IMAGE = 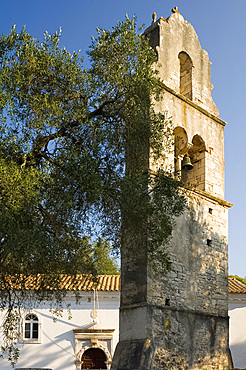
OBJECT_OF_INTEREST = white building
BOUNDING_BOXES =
[0,275,245,370]
[0,275,120,370]
[228,277,246,369]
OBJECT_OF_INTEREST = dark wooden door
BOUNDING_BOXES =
[81,348,107,369]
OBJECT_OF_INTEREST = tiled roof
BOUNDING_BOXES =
[0,274,120,292]
[1,275,245,294]
[228,277,246,294]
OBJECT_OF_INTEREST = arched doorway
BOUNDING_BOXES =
[81,348,107,369]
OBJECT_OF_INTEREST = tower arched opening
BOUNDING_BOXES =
[181,134,206,189]
[178,51,193,100]
[174,126,188,178]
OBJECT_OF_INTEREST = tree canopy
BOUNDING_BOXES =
[0,16,186,365]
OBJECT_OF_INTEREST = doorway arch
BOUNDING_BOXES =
[81,348,107,369]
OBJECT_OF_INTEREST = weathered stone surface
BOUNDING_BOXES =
[146,12,219,117]
[112,10,231,370]
[112,339,154,370]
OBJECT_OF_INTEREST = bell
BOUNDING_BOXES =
[182,155,193,170]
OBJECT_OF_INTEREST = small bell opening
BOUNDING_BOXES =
[182,154,193,170]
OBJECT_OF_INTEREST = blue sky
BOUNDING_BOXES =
[1,0,246,276]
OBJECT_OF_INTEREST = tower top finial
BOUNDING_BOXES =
[172,6,180,14]
[152,12,157,23]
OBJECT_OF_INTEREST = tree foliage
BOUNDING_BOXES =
[0,16,186,365]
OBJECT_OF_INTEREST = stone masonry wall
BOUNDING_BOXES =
[151,308,229,370]
[148,191,229,316]
[145,12,219,116]
[146,190,231,369]
[154,93,225,199]
[112,10,231,370]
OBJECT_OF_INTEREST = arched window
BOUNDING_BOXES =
[178,52,193,100]
[81,348,107,369]
[181,134,206,189]
[174,126,188,178]
[24,314,39,340]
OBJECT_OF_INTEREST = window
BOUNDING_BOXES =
[178,51,193,100]
[174,126,188,179]
[24,314,39,341]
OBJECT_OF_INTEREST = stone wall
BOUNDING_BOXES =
[112,10,231,370]
[152,311,229,370]
[145,12,219,117]
[153,89,225,199]
[147,189,231,369]
[149,191,229,316]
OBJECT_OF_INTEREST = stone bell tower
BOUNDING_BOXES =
[111,8,232,370]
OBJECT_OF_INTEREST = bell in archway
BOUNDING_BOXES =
[182,154,193,170]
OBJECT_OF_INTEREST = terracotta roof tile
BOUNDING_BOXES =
[228,277,246,294]
[2,275,244,294]
[0,274,120,292]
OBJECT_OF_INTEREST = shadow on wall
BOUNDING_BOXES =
[230,340,246,369]
[147,191,231,369]
[229,305,246,369]
[16,334,75,370]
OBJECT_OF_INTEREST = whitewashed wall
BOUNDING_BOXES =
[0,291,120,370]
[229,294,246,369]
